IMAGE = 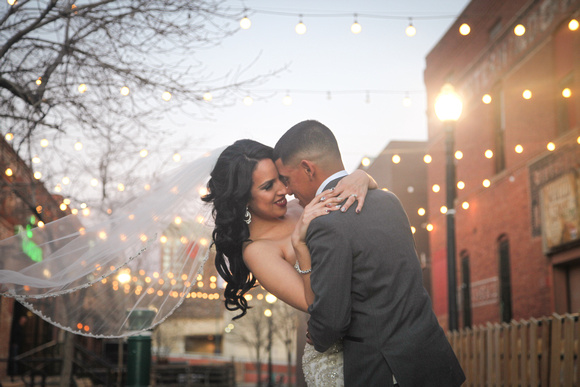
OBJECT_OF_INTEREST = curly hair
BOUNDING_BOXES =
[201,139,274,319]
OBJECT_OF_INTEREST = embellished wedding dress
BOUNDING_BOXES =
[302,341,345,386]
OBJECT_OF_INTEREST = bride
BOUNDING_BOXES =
[201,139,376,385]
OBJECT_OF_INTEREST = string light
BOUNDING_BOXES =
[482,94,492,104]
[432,184,440,193]
[90,178,98,187]
[162,91,172,101]
[282,93,293,106]
[32,156,40,163]
[140,149,148,157]
[5,133,14,141]
[411,226,416,234]
[426,224,434,231]
[78,84,88,93]
[361,157,371,167]
[423,154,432,163]
[461,201,470,210]
[203,92,213,101]
[295,15,307,35]
[406,18,416,37]
[484,149,493,158]
[454,150,463,159]
[117,183,125,192]
[459,23,470,35]
[5,168,13,176]
[36,77,42,85]
[243,96,253,106]
[418,208,426,216]
[120,86,130,96]
[351,14,362,34]
[62,176,70,185]
[483,179,491,188]
[515,144,524,154]
[7,0,16,5]
[74,141,83,151]
[457,181,465,190]
[522,89,532,99]
[240,15,251,30]
[173,153,181,162]
[440,206,447,214]
[547,142,555,151]
[40,138,49,147]
[514,24,526,36]
[392,155,401,164]
[562,88,571,98]
[569,19,579,31]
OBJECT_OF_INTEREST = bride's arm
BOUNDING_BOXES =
[332,169,378,214]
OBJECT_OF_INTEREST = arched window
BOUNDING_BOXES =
[498,235,512,322]
[460,250,472,328]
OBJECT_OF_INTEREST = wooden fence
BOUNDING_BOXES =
[448,313,579,386]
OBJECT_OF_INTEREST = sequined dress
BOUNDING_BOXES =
[302,341,344,386]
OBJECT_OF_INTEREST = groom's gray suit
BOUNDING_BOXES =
[306,177,465,386]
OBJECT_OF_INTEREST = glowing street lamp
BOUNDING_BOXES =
[434,83,462,332]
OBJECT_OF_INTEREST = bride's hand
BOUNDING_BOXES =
[291,190,342,247]
[332,169,377,214]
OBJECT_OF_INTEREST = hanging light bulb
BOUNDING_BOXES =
[459,23,471,36]
[5,168,13,177]
[78,83,88,93]
[74,140,83,150]
[7,0,16,5]
[34,171,42,179]
[562,88,572,98]
[522,89,532,99]
[243,96,253,106]
[515,144,524,154]
[569,19,579,31]
[361,157,371,167]
[40,138,49,147]
[90,178,98,187]
[117,183,125,192]
[282,93,292,106]
[240,15,251,30]
[392,155,401,164]
[405,18,416,37]
[162,91,172,101]
[295,15,307,35]
[482,94,492,104]
[32,156,40,163]
[485,149,494,159]
[120,86,130,96]
[547,142,556,151]
[454,150,463,160]
[483,179,491,188]
[140,149,148,158]
[514,24,526,36]
[62,176,70,185]
[173,153,181,162]
[203,92,213,102]
[5,133,14,141]
[423,154,432,164]
[402,95,412,107]
[351,14,362,34]
[36,77,42,85]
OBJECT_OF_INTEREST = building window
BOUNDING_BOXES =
[185,334,222,354]
[498,235,512,322]
[460,251,472,328]
[493,88,506,173]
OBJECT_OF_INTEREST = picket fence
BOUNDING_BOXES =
[448,313,579,386]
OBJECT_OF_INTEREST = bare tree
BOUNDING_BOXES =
[1,0,281,211]
[272,303,298,387]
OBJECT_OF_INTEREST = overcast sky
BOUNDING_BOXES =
[166,0,471,170]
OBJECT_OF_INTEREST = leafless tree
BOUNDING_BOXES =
[1,0,281,211]
[272,302,298,387]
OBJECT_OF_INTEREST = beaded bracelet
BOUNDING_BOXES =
[294,261,312,275]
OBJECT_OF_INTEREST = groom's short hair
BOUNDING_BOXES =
[274,120,342,165]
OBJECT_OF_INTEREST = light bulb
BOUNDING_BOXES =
[459,23,471,35]
[295,18,306,35]
[40,138,49,147]
[423,155,432,164]
[392,155,401,164]
[547,142,555,151]
[569,19,579,31]
[514,24,526,36]
[240,16,251,30]
[482,94,492,104]
[120,86,130,96]
[243,96,253,106]
[74,141,83,151]
[162,91,172,101]
[522,89,532,99]
[282,94,292,106]
[203,92,212,101]
[405,21,416,37]
[485,150,494,159]
[562,88,571,98]
[78,83,88,93]
[361,157,371,167]
[5,133,14,141]
[351,21,362,34]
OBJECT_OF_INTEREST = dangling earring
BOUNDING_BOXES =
[244,206,252,225]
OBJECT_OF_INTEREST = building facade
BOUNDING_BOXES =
[424,0,580,329]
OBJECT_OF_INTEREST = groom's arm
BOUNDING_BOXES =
[306,218,352,353]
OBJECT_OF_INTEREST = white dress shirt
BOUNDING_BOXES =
[316,170,348,195]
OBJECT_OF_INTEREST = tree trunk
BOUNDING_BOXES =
[59,331,74,387]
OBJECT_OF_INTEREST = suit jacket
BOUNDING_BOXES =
[306,178,466,386]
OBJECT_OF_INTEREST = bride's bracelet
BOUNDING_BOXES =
[294,261,312,275]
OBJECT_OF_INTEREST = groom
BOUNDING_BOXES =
[274,120,465,386]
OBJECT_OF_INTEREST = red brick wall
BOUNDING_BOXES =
[424,0,580,329]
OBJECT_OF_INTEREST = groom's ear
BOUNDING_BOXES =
[300,160,316,181]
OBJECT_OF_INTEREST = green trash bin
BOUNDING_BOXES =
[126,309,156,387]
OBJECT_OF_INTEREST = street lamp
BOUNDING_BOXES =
[434,83,462,332]
[264,293,277,387]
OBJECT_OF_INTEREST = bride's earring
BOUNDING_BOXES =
[244,206,252,225]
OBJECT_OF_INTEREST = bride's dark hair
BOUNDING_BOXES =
[202,139,274,319]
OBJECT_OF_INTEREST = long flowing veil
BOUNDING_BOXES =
[0,147,223,338]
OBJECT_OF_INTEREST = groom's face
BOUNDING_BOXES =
[275,158,317,207]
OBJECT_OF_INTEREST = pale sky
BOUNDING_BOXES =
[169,0,471,170]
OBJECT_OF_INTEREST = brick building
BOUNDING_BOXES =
[0,137,68,380]
[424,0,580,329]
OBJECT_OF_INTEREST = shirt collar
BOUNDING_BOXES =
[316,170,348,195]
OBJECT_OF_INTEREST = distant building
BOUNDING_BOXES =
[0,137,68,380]
[359,140,432,295]
[424,0,580,329]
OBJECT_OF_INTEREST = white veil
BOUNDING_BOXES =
[0,147,223,338]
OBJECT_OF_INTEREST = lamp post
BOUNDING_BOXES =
[434,83,463,332]
[264,293,277,387]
